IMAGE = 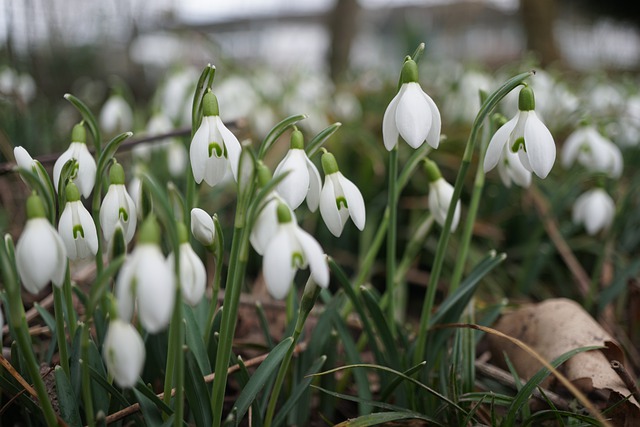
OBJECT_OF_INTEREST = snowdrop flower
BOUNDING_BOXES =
[189,91,242,187]
[191,208,216,247]
[496,143,532,188]
[425,159,460,232]
[53,123,97,198]
[116,216,175,333]
[562,125,622,178]
[263,203,329,299]
[273,128,321,211]
[319,151,365,237]
[58,182,99,260]
[572,188,615,235]
[103,319,145,388]
[100,162,137,245]
[382,57,441,150]
[14,146,52,190]
[16,193,67,294]
[168,224,206,306]
[484,86,556,179]
[100,94,133,134]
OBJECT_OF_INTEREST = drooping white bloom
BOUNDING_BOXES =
[100,163,137,245]
[16,194,67,294]
[191,208,216,246]
[14,146,52,190]
[53,124,97,198]
[103,319,146,388]
[58,183,99,260]
[100,94,134,134]
[116,217,175,333]
[189,92,242,187]
[496,143,532,188]
[273,129,321,211]
[572,188,615,236]
[562,125,622,178]
[429,178,461,232]
[250,193,294,255]
[168,242,207,306]
[382,58,441,150]
[263,204,329,299]
[319,152,366,237]
[484,86,556,179]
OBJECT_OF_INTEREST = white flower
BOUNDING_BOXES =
[189,92,242,187]
[273,129,321,211]
[484,87,556,179]
[103,319,145,388]
[382,59,441,150]
[562,125,622,178]
[191,208,216,246]
[58,195,99,260]
[116,241,175,333]
[429,178,461,232]
[168,242,206,306]
[496,143,532,188]
[100,94,133,134]
[16,195,67,294]
[53,124,97,198]
[100,185,137,245]
[319,152,365,237]
[250,193,294,255]
[572,188,615,236]
[14,146,51,188]
[127,176,144,219]
[262,204,329,299]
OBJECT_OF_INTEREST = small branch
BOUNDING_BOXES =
[101,342,306,425]
[610,360,640,404]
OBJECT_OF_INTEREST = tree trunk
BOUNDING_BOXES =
[520,0,562,66]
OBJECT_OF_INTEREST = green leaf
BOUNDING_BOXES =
[191,64,216,137]
[334,411,434,427]
[88,340,111,415]
[96,132,133,180]
[184,350,213,427]
[184,304,211,374]
[54,366,82,427]
[15,165,56,223]
[64,93,101,153]
[378,361,426,402]
[232,337,293,423]
[305,122,341,158]
[272,355,326,427]
[88,365,131,410]
[88,255,125,313]
[360,287,402,370]
[133,387,166,426]
[255,302,274,350]
[257,114,307,159]
[134,381,174,416]
[503,345,603,427]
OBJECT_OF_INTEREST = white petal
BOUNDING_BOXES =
[171,243,206,306]
[136,248,175,333]
[14,146,34,170]
[294,227,329,288]
[53,148,74,193]
[58,204,77,260]
[382,90,402,151]
[103,320,145,388]
[216,117,242,181]
[338,173,366,231]
[274,150,310,210]
[263,228,297,299]
[100,186,120,242]
[422,91,442,149]
[484,115,517,172]
[523,112,555,178]
[249,196,281,255]
[115,255,137,322]
[190,208,215,246]
[189,118,210,184]
[78,203,99,256]
[305,157,322,212]
[75,144,97,198]
[395,83,432,148]
[429,179,460,232]
[561,127,586,169]
[319,176,344,237]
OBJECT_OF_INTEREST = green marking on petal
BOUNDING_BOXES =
[209,142,223,157]
[511,137,525,153]
[119,207,129,222]
[73,224,85,239]
[291,252,304,268]
[336,196,348,210]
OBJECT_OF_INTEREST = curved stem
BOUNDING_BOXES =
[386,147,399,332]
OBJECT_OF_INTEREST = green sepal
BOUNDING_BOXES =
[518,86,535,111]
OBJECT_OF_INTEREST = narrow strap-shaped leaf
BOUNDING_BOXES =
[378,361,426,402]
[132,387,167,426]
[257,114,307,159]
[232,337,293,423]
[96,132,133,179]
[88,366,131,409]
[134,381,175,416]
[305,122,341,158]
[184,305,211,374]
[255,302,274,350]
[184,350,213,427]
[334,411,434,427]
[360,287,402,370]
[272,355,327,427]
[64,93,101,153]
[55,365,82,427]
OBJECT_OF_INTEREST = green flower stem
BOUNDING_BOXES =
[449,119,490,292]
[354,208,388,288]
[413,71,533,366]
[386,147,399,333]
[62,265,77,339]
[264,279,322,427]
[204,216,225,346]
[80,322,95,426]
[0,240,59,427]
[53,285,70,377]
